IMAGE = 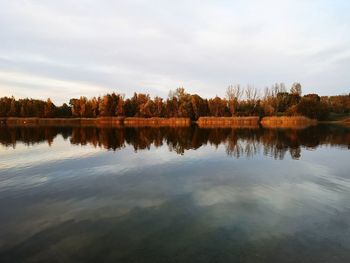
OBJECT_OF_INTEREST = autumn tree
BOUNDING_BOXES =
[165,97,178,118]
[44,98,56,118]
[293,94,328,120]
[208,96,227,117]
[240,85,259,115]
[290,82,302,96]
[8,97,19,117]
[0,83,347,119]
[226,84,242,116]
[168,87,195,118]
[139,99,155,117]
[69,98,81,117]
[191,94,209,120]
[116,95,124,116]
[153,96,165,117]
[56,103,72,117]
[0,97,13,117]
[124,98,137,117]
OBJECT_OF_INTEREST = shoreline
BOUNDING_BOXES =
[260,116,318,128]
[0,116,328,128]
[0,117,192,127]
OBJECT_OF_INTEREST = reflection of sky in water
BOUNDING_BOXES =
[0,131,349,262]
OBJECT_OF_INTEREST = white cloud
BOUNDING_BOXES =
[0,0,349,104]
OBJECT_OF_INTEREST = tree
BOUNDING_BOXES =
[0,97,12,117]
[99,94,112,116]
[172,87,186,101]
[191,94,208,120]
[91,97,99,117]
[226,85,242,116]
[8,97,19,117]
[44,98,55,118]
[168,88,195,118]
[290,82,302,96]
[208,96,227,117]
[242,85,259,115]
[303,93,320,102]
[276,92,290,112]
[116,96,124,116]
[78,97,89,117]
[139,99,155,117]
[0,83,347,119]
[153,96,164,117]
[124,98,137,117]
[69,98,81,117]
[56,103,72,117]
[165,97,178,118]
[293,94,328,120]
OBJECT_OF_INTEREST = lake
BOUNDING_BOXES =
[0,125,349,262]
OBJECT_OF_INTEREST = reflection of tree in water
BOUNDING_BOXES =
[0,126,71,148]
[71,127,126,151]
[0,125,349,159]
[224,130,260,158]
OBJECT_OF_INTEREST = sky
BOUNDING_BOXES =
[0,0,349,105]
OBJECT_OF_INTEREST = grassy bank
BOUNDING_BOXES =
[196,117,259,127]
[0,117,190,127]
[1,116,330,128]
[1,117,81,126]
[123,117,191,126]
[261,116,317,128]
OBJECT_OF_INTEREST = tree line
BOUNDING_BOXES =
[1,83,349,120]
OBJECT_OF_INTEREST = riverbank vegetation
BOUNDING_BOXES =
[1,83,349,121]
[197,117,259,127]
[260,116,318,128]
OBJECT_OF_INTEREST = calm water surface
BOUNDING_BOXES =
[0,125,349,262]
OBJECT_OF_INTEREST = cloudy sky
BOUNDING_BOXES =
[0,0,349,104]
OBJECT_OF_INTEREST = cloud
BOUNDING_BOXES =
[0,71,110,101]
[0,0,349,104]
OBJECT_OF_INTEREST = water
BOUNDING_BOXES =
[0,125,349,262]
